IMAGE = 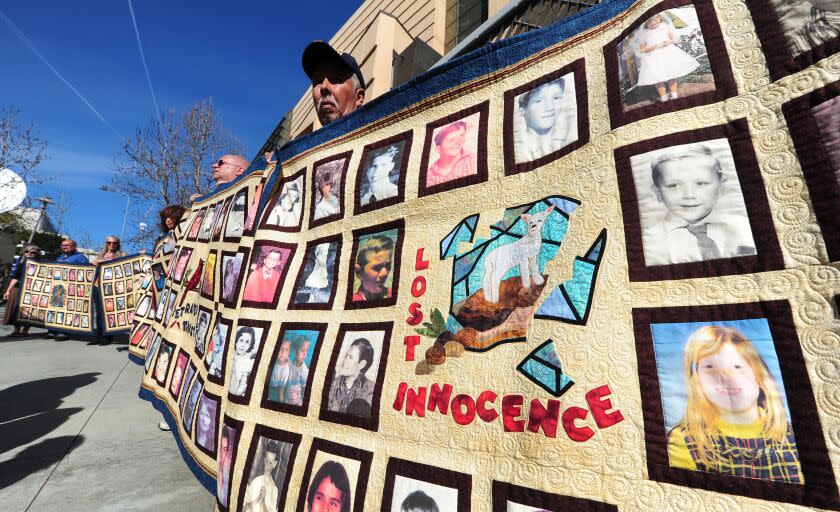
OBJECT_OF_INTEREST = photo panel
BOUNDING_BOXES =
[178,362,198,414]
[295,438,373,512]
[194,306,213,357]
[381,458,471,512]
[153,340,175,386]
[262,168,306,232]
[220,247,251,308]
[168,350,190,399]
[151,262,166,290]
[227,319,271,404]
[503,58,589,175]
[260,323,327,416]
[418,100,489,197]
[136,295,152,319]
[171,248,193,284]
[353,130,412,214]
[319,322,393,431]
[492,480,618,511]
[223,187,248,242]
[187,207,207,241]
[289,234,343,310]
[217,416,244,512]
[615,120,783,281]
[194,389,220,458]
[603,0,737,128]
[633,301,839,509]
[782,80,840,260]
[240,242,296,309]
[345,219,404,309]
[182,374,204,436]
[206,315,233,385]
[309,151,352,229]
[235,425,301,512]
[144,333,162,373]
[197,201,218,242]
[747,0,840,81]
[200,251,218,299]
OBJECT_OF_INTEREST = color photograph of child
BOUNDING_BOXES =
[194,393,218,454]
[651,319,802,483]
[202,252,217,296]
[425,113,480,188]
[221,251,246,304]
[312,157,346,223]
[266,329,319,407]
[242,245,292,305]
[616,6,713,111]
[351,229,398,303]
[630,140,755,266]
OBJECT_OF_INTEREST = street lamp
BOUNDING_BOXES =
[28,196,53,243]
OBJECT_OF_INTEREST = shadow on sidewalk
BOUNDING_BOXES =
[0,373,99,454]
[0,435,85,489]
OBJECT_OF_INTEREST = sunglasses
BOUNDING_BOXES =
[106,241,118,245]
[214,159,237,167]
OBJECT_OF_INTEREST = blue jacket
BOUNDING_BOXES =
[57,252,90,264]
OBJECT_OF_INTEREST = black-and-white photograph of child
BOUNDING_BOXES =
[229,325,264,397]
[325,329,385,419]
[224,188,247,239]
[194,393,218,455]
[812,95,840,183]
[512,74,578,164]
[630,140,756,266]
[312,157,346,223]
[206,318,229,380]
[391,476,459,512]
[293,240,339,306]
[771,0,839,57]
[242,436,294,512]
[194,309,211,356]
[266,174,304,228]
[616,6,712,110]
[359,141,404,207]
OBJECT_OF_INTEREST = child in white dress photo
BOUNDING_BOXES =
[634,12,699,102]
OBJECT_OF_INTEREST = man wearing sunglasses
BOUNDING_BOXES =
[302,41,365,127]
[45,240,89,340]
[189,155,249,202]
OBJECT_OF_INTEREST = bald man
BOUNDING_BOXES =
[190,154,249,201]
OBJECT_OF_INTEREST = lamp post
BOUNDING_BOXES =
[28,196,53,244]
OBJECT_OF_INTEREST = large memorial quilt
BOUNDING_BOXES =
[131,0,840,510]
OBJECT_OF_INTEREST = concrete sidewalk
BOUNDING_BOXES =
[0,320,214,511]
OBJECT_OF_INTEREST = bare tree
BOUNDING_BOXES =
[52,189,71,236]
[0,106,50,194]
[104,99,242,248]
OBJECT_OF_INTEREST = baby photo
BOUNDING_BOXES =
[349,226,400,306]
[265,327,322,410]
[629,139,755,267]
[510,72,579,166]
[650,318,801,483]
[228,324,265,398]
[242,244,294,306]
[311,155,348,226]
[292,238,340,307]
[323,328,386,422]
[265,173,304,229]
[355,134,411,212]
[615,6,713,111]
[221,251,246,305]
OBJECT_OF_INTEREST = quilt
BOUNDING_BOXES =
[131,0,840,510]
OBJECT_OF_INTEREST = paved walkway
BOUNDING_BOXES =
[0,316,214,511]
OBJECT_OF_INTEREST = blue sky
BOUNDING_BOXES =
[1,1,361,250]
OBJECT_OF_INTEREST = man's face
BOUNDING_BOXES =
[212,155,243,185]
[653,160,722,225]
[356,249,392,296]
[264,251,281,271]
[60,241,75,254]
[311,63,363,126]
[309,476,343,512]
[368,154,395,183]
[339,345,366,378]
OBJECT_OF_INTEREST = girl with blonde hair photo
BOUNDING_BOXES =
[667,325,802,483]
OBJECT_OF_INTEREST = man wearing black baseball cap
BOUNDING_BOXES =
[302,41,365,126]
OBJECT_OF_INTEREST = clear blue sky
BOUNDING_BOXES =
[1,1,361,250]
